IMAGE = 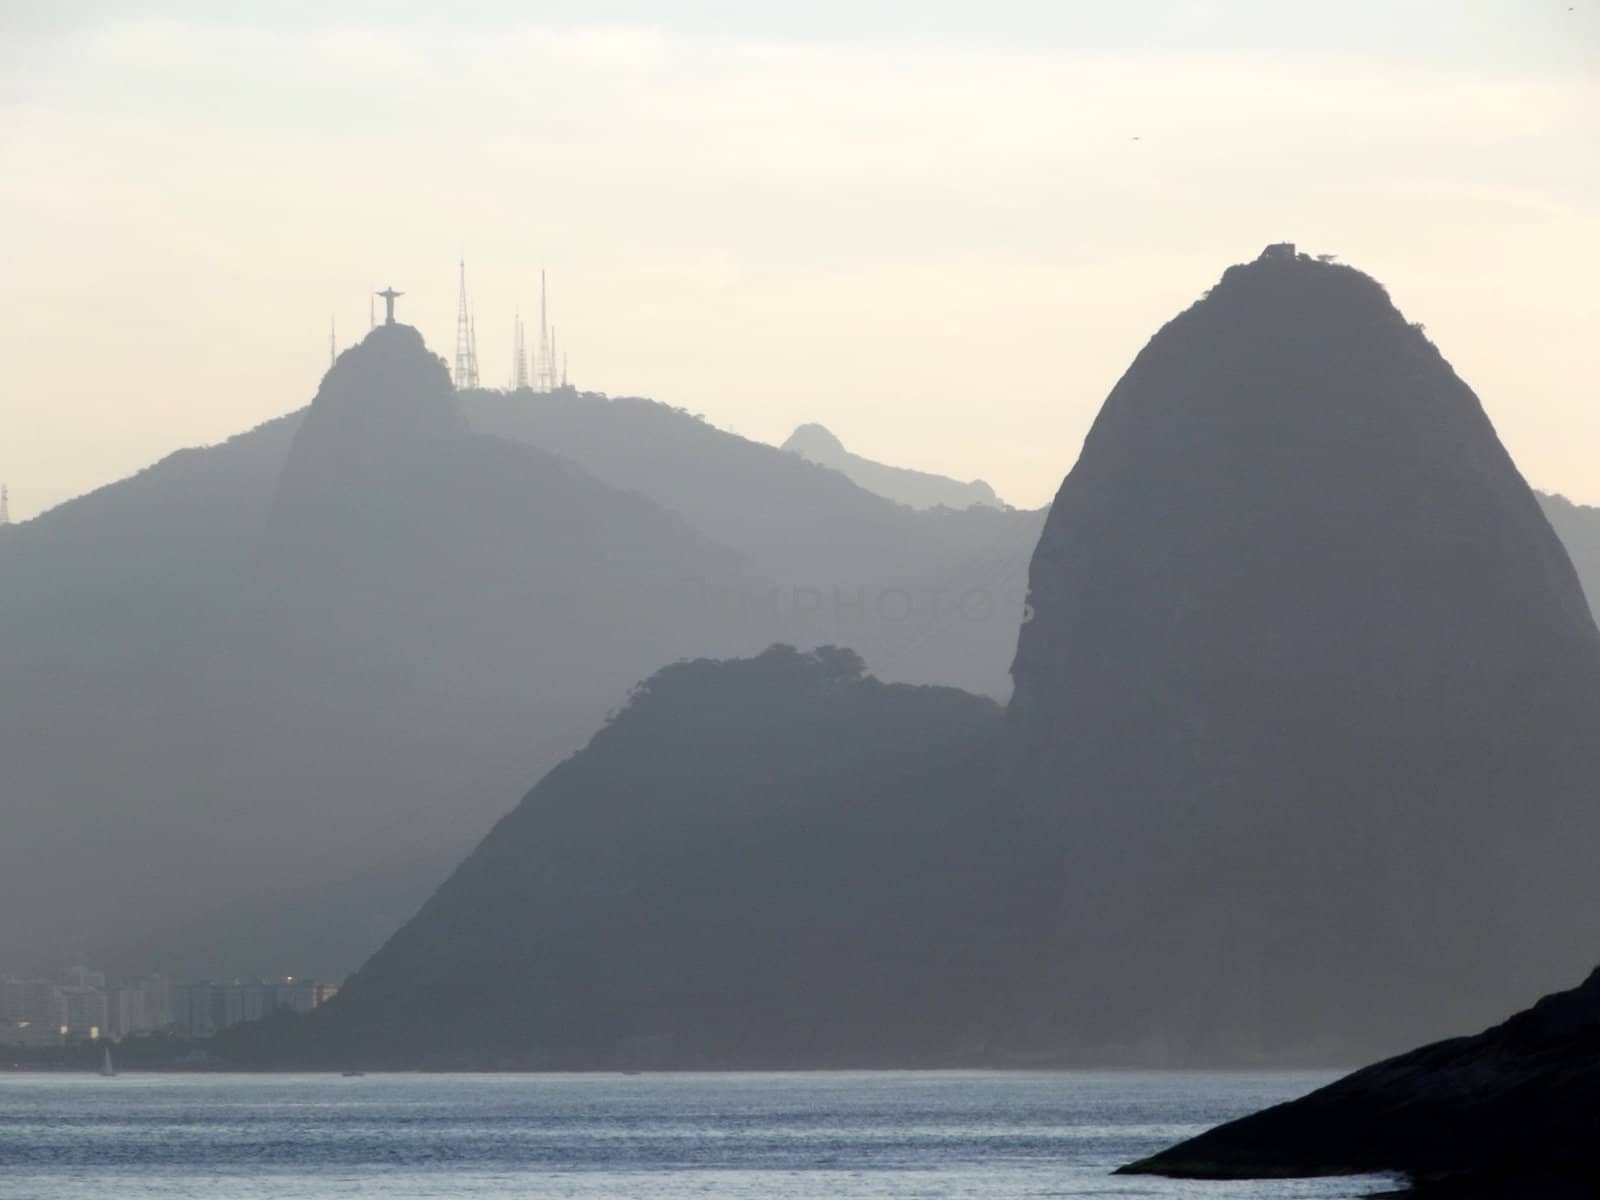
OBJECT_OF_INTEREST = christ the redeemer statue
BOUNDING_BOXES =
[376,287,404,325]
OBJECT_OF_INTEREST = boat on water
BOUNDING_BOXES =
[100,1045,115,1077]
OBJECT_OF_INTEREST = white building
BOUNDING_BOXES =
[57,985,108,1039]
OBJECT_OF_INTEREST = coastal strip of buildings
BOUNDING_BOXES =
[0,967,337,1047]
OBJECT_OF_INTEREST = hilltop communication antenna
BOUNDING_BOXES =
[453,259,480,390]
[511,312,530,391]
[469,309,480,385]
[537,269,553,392]
[0,484,10,526]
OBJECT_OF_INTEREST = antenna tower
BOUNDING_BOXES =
[511,313,529,391]
[453,259,480,390]
[537,269,553,392]
[0,484,9,526]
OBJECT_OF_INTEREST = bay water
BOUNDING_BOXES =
[0,1070,1396,1198]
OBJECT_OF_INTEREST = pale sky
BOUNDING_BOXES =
[2,1,1596,520]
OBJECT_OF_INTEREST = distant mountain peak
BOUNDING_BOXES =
[271,324,462,527]
[780,422,1002,511]
[782,422,848,457]
[314,323,460,435]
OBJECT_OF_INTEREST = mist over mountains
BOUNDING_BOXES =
[464,387,1043,697]
[306,645,1015,1068]
[1,327,756,978]
[266,247,1600,1069]
[0,325,1038,980]
[5,247,1599,1070]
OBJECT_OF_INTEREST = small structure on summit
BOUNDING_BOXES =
[376,287,404,325]
[1260,242,1297,261]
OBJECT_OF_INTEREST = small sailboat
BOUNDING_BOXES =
[100,1044,116,1077]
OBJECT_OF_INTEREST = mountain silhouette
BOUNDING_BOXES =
[781,422,1002,511]
[7,251,1598,1068]
[0,326,768,978]
[0,327,1040,980]
[1005,245,1600,1061]
[292,645,1011,1068]
[262,247,1600,1071]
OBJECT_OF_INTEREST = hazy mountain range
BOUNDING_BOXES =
[4,248,1599,1070]
[0,331,1038,980]
[463,389,1042,697]
[269,247,1600,1069]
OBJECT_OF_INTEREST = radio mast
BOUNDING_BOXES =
[537,270,552,392]
[510,312,529,391]
[453,259,480,390]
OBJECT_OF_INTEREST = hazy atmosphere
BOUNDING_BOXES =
[3,0,1597,519]
[5,5,1600,1198]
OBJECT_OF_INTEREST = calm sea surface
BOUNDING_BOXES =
[0,1071,1396,1198]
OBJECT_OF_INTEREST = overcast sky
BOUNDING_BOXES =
[3,1,1596,519]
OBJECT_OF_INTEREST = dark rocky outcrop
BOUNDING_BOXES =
[781,422,1003,511]
[296,646,1014,1068]
[1119,964,1600,1194]
[1004,246,1600,1061]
